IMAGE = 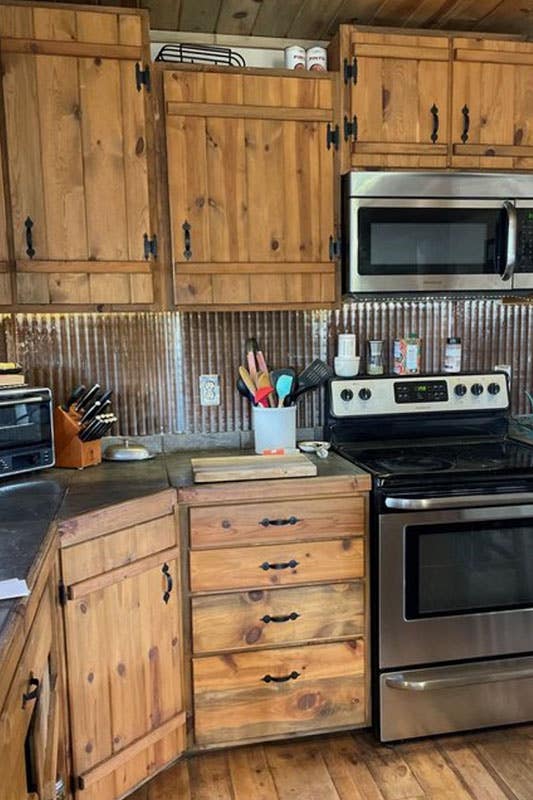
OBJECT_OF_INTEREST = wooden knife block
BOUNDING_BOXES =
[53,406,102,469]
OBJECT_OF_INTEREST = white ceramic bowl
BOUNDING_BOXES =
[334,356,360,377]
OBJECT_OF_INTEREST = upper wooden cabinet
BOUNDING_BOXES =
[0,4,157,308]
[0,142,12,305]
[164,68,337,309]
[347,31,449,169]
[451,38,533,169]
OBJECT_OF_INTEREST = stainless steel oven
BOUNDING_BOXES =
[343,171,533,293]
[0,387,54,477]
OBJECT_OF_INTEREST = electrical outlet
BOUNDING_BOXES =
[199,374,220,406]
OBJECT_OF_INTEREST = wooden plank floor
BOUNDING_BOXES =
[130,726,533,800]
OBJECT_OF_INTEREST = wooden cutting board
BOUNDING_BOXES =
[191,454,317,483]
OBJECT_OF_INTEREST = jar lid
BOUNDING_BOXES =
[447,337,461,344]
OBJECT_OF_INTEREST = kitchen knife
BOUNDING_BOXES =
[79,401,102,425]
[63,385,86,411]
[97,389,113,406]
[75,383,100,412]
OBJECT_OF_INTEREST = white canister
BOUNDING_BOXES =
[252,405,297,454]
[306,46,327,71]
[285,45,306,70]
[337,333,356,359]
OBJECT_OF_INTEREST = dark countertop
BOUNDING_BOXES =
[0,449,369,659]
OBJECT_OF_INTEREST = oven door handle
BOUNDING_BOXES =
[0,396,46,407]
[385,663,533,692]
[384,492,533,510]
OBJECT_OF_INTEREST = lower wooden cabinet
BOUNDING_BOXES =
[59,492,186,800]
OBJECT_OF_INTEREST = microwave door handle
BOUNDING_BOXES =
[501,200,517,281]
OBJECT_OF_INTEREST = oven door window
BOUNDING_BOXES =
[357,206,499,276]
[405,518,533,619]
[0,398,51,449]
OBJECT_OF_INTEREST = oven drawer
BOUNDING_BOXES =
[380,655,533,742]
[190,537,364,593]
[192,581,365,654]
[193,639,366,745]
[189,496,365,549]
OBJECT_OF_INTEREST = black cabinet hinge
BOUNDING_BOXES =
[343,56,358,84]
[135,62,151,92]
[58,582,73,606]
[329,235,341,261]
[326,123,340,151]
[343,114,358,142]
[143,233,158,260]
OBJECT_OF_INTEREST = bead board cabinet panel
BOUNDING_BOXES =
[164,68,336,308]
[0,5,157,308]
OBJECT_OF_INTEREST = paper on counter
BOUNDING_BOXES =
[0,578,30,600]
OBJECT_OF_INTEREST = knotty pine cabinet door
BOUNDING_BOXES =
[346,31,450,168]
[0,146,12,306]
[62,553,184,800]
[0,5,156,307]
[164,69,336,308]
[451,38,533,169]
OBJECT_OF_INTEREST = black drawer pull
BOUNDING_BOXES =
[261,612,300,624]
[262,671,300,684]
[162,562,173,604]
[461,104,470,143]
[22,676,40,708]
[260,560,299,571]
[430,104,439,143]
[259,516,300,527]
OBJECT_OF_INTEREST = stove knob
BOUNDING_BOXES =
[488,382,501,395]
[340,389,353,402]
[454,384,467,397]
[358,388,372,401]
[471,383,484,396]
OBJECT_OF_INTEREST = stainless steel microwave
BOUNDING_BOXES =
[343,172,533,293]
[0,387,54,478]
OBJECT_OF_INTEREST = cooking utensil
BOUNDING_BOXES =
[276,374,294,407]
[256,349,268,375]
[236,376,255,403]
[290,359,333,402]
[75,383,100,412]
[239,366,257,399]
[245,338,258,384]
[254,385,274,407]
[256,371,275,407]
[526,391,533,411]
[62,385,86,411]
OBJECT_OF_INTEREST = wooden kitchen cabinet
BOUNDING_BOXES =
[0,4,157,308]
[183,473,370,748]
[164,67,337,308]
[451,38,533,169]
[58,490,186,800]
[0,145,12,306]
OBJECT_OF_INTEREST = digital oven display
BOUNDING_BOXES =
[394,380,448,404]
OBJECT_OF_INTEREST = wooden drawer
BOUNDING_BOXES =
[61,514,177,586]
[192,582,364,654]
[193,639,366,745]
[190,537,363,593]
[190,495,365,549]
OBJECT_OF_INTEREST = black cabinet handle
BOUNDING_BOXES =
[262,671,300,684]
[261,612,300,624]
[260,560,298,571]
[259,516,299,528]
[430,104,439,143]
[461,105,470,143]
[182,220,192,260]
[162,562,173,604]
[22,676,40,708]
[25,217,35,259]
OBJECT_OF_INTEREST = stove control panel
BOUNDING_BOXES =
[330,373,509,417]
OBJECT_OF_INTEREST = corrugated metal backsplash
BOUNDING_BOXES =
[1,299,531,435]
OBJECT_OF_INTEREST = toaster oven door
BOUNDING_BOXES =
[0,390,54,475]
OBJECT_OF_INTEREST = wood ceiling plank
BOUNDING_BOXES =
[216,0,263,36]
[287,0,345,39]
[325,0,384,35]
[252,0,302,37]
[142,0,181,32]
[179,0,221,33]
[471,0,533,34]
[404,0,506,30]
[371,0,433,27]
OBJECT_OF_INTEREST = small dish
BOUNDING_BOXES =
[298,440,331,459]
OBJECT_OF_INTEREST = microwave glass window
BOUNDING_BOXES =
[358,207,498,275]
[404,518,533,619]
[0,399,51,448]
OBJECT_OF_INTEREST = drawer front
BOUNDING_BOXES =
[190,537,363,593]
[61,514,177,586]
[193,639,366,745]
[190,496,365,549]
[192,582,365,654]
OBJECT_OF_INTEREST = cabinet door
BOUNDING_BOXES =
[63,553,184,800]
[349,32,449,168]
[1,5,155,307]
[165,70,336,308]
[451,38,533,169]
[0,147,12,305]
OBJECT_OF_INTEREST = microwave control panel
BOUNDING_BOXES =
[330,373,509,417]
[518,208,533,267]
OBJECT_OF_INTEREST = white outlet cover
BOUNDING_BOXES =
[199,374,220,406]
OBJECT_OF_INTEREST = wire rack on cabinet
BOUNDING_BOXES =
[155,43,246,67]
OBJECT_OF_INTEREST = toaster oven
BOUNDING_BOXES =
[0,387,54,477]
